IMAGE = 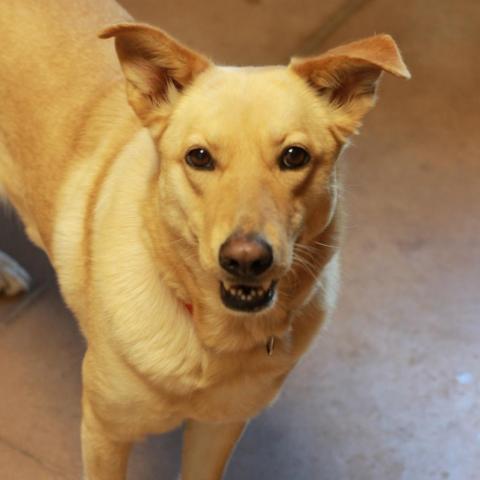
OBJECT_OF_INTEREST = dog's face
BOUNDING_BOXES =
[101,24,410,315]
[157,67,340,313]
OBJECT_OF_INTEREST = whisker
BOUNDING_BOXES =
[293,245,319,262]
[292,251,328,296]
[311,241,337,249]
[294,258,328,296]
[292,254,319,282]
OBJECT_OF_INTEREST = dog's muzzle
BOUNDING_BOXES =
[218,232,277,312]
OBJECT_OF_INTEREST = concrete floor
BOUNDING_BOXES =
[1,0,479,479]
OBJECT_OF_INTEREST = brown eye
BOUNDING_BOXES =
[185,148,214,170]
[279,146,310,170]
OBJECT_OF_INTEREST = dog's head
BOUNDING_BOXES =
[100,24,409,321]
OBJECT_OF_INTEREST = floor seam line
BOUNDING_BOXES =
[295,0,375,56]
[0,284,48,327]
[0,433,68,478]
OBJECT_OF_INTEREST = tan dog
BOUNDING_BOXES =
[0,0,410,478]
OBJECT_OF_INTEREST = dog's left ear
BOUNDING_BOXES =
[99,23,211,126]
[289,34,410,134]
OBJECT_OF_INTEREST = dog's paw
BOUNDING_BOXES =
[0,251,31,296]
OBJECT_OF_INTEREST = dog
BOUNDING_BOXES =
[0,0,410,478]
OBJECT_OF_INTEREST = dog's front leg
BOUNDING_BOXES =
[81,399,132,480]
[181,419,247,480]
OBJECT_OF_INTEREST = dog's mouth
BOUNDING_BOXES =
[220,280,277,312]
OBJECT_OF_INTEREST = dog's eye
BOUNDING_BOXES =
[185,148,215,170]
[279,146,310,170]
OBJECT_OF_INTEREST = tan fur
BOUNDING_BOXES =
[0,1,409,478]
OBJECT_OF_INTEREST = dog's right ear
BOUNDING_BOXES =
[99,23,211,126]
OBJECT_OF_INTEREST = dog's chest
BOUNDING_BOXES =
[182,344,293,422]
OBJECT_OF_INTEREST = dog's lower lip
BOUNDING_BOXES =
[220,281,277,312]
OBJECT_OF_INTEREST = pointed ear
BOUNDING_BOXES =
[289,34,410,134]
[99,23,211,125]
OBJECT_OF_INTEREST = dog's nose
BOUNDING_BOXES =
[219,233,273,278]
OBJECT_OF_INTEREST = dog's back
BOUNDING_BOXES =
[0,0,130,250]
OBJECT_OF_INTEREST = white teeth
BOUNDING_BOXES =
[228,288,241,298]
[224,281,274,302]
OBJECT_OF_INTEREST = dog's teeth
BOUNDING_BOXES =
[224,282,274,302]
